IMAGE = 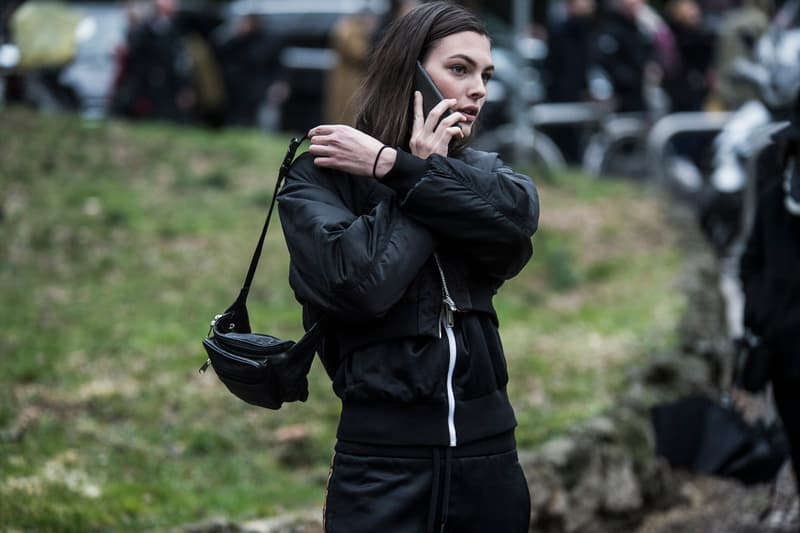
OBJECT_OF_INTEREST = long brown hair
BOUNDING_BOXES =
[354,1,489,154]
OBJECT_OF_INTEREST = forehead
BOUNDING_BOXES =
[427,31,493,67]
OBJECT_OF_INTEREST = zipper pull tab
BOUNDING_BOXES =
[208,314,222,337]
[443,296,456,328]
[199,359,211,374]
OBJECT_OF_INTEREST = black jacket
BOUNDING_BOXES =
[277,147,539,446]
[740,180,800,379]
[595,11,654,113]
[545,16,594,103]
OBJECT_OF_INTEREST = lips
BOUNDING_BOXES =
[459,106,479,122]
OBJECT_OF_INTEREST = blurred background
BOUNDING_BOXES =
[2,0,795,180]
[2,0,800,531]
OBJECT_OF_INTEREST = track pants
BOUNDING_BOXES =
[323,432,531,533]
[773,377,800,495]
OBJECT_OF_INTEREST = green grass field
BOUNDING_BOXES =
[0,107,684,530]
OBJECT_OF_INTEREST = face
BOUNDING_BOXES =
[673,0,701,26]
[621,0,643,17]
[569,0,595,18]
[155,0,178,17]
[421,31,493,138]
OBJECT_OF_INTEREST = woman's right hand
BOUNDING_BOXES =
[409,91,465,159]
[308,124,396,178]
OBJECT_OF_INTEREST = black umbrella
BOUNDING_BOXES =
[650,394,788,485]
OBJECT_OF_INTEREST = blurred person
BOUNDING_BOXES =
[545,0,596,103]
[277,2,538,531]
[543,0,598,162]
[324,8,380,125]
[215,14,288,129]
[707,0,772,111]
[183,32,226,128]
[595,0,659,113]
[372,0,423,47]
[639,1,679,78]
[661,0,715,112]
[111,0,195,122]
[739,93,800,504]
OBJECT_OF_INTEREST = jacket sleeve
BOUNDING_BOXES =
[739,192,766,335]
[277,153,436,320]
[381,149,539,280]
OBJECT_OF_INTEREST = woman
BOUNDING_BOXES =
[739,106,800,504]
[277,3,539,531]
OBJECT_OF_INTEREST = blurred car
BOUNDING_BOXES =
[0,0,141,118]
[60,2,129,119]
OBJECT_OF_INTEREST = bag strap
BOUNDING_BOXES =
[235,135,307,306]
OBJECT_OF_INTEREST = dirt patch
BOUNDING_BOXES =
[637,464,798,533]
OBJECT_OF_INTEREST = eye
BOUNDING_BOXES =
[450,64,467,75]
[482,71,493,83]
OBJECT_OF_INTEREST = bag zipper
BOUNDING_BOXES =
[218,334,293,356]
[207,341,269,368]
[200,314,290,373]
[434,253,459,447]
[200,314,225,373]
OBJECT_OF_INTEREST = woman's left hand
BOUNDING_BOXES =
[409,92,465,159]
[308,125,395,178]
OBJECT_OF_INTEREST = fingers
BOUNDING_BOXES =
[427,99,457,129]
[308,124,336,138]
[307,143,334,157]
[445,125,465,140]
[412,91,423,136]
[440,109,465,131]
[307,124,384,175]
[308,124,347,144]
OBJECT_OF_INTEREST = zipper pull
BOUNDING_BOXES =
[443,297,456,329]
[208,314,222,337]
[199,359,210,374]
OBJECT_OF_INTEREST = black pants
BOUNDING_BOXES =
[323,433,531,532]
[773,377,800,495]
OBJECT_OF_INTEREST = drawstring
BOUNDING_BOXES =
[439,447,452,532]
[426,448,441,533]
[426,447,453,533]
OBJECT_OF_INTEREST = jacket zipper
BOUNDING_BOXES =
[433,253,458,447]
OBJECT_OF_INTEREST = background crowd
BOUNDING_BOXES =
[0,0,782,142]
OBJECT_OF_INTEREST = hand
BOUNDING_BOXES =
[409,91,465,159]
[308,125,396,178]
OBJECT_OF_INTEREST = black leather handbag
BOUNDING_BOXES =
[199,135,323,409]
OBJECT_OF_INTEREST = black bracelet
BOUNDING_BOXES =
[372,145,391,179]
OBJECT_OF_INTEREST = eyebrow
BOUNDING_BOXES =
[447,54,495,72]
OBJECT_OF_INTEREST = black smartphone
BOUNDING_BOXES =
[414,61,459,127]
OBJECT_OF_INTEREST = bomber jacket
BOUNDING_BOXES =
[277,147,539,447]
[739,180,800,379]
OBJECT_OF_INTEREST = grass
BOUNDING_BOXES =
[0,107,685,530]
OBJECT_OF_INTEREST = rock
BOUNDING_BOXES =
[165,517,243,533]
[539,437,576,468]
[241,511,322,533]
[601,449,642,514]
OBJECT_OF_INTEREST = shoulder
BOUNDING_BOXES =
[283,151,365,200]
[286,151,336,185]
[458,147,501,171]
[289,151,317,175]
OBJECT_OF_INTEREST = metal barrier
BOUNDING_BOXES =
[645,111,732,185]
[527,101,610,127]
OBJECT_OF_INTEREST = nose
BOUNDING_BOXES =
[468,73,487,100]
